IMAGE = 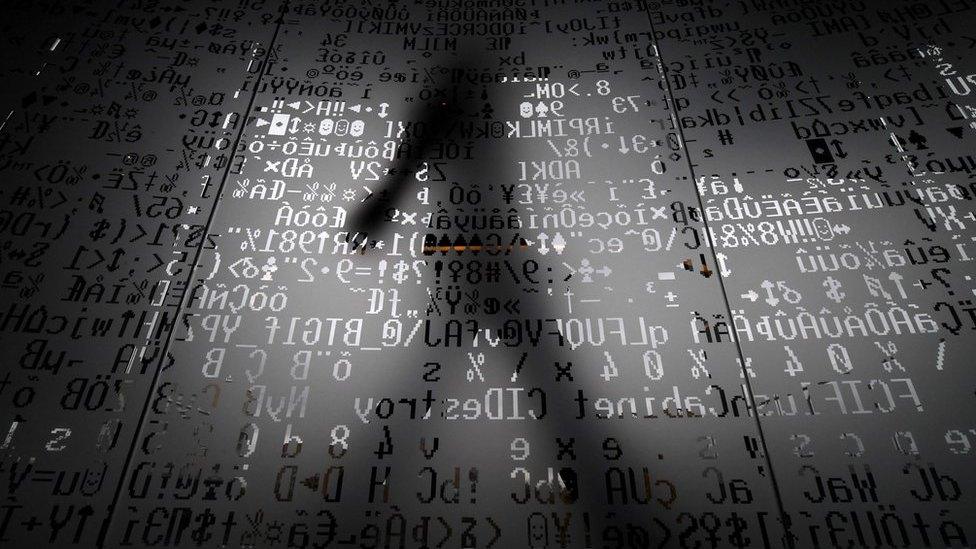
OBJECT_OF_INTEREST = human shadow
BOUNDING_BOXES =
[343,49,679,547]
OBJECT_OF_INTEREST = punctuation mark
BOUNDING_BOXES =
[510,352,528,382]
[936,338,946,371]
[205,252,221,280]
[412,260,427,283]
[931,268,952,290]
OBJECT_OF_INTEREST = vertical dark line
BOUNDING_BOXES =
[639,3,793,543]
[97,6,288,547]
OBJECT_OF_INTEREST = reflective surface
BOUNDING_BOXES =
[1,1,975,547]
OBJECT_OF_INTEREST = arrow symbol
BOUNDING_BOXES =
[741,290,759,302]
